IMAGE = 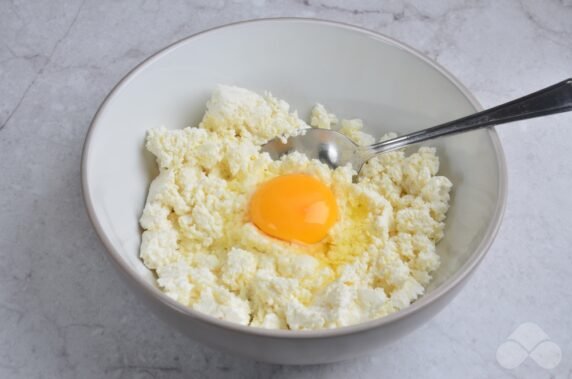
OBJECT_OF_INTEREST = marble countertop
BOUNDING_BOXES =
[1,0,571,378]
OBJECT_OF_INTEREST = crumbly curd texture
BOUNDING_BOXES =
[140,86,452,330]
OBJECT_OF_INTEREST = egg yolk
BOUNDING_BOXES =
[249,174,339,244]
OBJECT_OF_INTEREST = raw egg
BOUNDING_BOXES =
[249,174,339,244]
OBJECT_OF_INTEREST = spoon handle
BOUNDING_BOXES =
[362,78,572,156]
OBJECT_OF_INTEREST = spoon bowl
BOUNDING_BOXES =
[262,128,363,169]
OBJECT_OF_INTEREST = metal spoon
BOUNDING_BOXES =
[262,79,572,172]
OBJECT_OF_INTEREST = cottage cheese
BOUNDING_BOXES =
[140,86,452,330]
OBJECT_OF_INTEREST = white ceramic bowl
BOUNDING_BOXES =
[82,18,506,365]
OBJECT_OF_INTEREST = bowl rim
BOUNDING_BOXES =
[81,17,507,339]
